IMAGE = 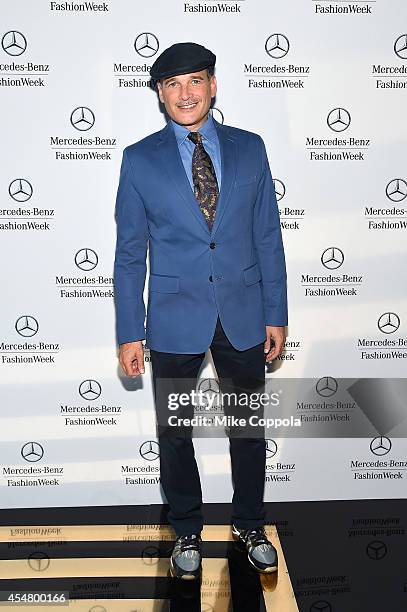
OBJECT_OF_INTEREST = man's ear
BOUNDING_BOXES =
[157,81,164,103]
[210,74,217,99]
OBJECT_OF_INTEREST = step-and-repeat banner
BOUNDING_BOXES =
[1,0,407,509]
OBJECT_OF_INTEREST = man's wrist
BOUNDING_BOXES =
[119,338,145,346]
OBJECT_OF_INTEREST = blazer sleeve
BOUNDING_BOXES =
[113,147,149,345]
[252,136,288,326]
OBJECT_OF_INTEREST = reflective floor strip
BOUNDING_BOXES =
[0,524,278,543]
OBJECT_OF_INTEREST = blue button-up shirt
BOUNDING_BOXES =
[170,113,222,192]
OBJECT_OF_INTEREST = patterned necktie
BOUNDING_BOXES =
[187,131,219,231]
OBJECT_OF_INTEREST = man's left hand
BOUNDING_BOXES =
[264,325,286,362]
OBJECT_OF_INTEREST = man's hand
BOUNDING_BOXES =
[264,325,286,363]
[118,341,145,376]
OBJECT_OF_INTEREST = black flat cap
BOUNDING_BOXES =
[150,42,216,81]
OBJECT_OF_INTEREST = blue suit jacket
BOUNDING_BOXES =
[113,118,288,353]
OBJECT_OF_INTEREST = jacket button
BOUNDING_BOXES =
[209,275,213,282]
[210,242,216,249]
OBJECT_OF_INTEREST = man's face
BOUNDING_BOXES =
[157,69,217,130]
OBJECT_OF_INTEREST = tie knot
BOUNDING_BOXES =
[188,131,202,145]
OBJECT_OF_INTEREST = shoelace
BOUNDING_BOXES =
[176,534,201,553]
[242,528,270,547]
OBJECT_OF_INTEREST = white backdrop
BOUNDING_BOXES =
[1,0,407,509]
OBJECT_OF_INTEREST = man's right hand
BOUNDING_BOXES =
[118,341,145,377]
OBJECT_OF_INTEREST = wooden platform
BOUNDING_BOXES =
[0,524,299,611]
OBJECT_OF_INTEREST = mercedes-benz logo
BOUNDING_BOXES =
[15,315,39,338]
[385,178,407,202]
[394,34,407,60]
[79,379,102,400]
[28,552,50,572]
[74,248,98,271]
[377,312,400,334]
[134,32,159,58]
[316,377,338,398]
[273,179,286,201]
[197,378,220,409]
[141,545,160,566]
[1,31,27,56]
[9,179,33,202]
[321,247,344,270]
[366,540,387,560]
[198,379,219,394]
[70,107,95,131]
[211,107,224,125]
[88,607,107,612]
[310,602,332,612]
[327,108,351,132]
[265,34,290,59]
[139,440,160,461]
[265,439,278,458]
[370,435,392,456]
[21,442,44,463]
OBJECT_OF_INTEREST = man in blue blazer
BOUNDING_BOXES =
[113,42,288,580]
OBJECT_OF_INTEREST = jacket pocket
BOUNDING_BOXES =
[149,273,180,293]
[243,262,262,286]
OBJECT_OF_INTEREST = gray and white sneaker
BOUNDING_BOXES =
[232,525,278,573]
[170,533,202,580]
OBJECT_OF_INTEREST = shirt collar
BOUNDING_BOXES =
[171,113,217,146]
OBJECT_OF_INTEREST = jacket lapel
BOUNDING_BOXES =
[157,122,211,236]
[211,119,237,238]
[156,118,237,237]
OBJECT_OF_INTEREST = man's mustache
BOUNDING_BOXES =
[176,99,200,107]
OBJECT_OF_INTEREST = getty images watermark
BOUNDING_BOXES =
[164,387,302,431]
[153,377,407,438]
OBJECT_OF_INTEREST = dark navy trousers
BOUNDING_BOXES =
[150,316,267,537]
